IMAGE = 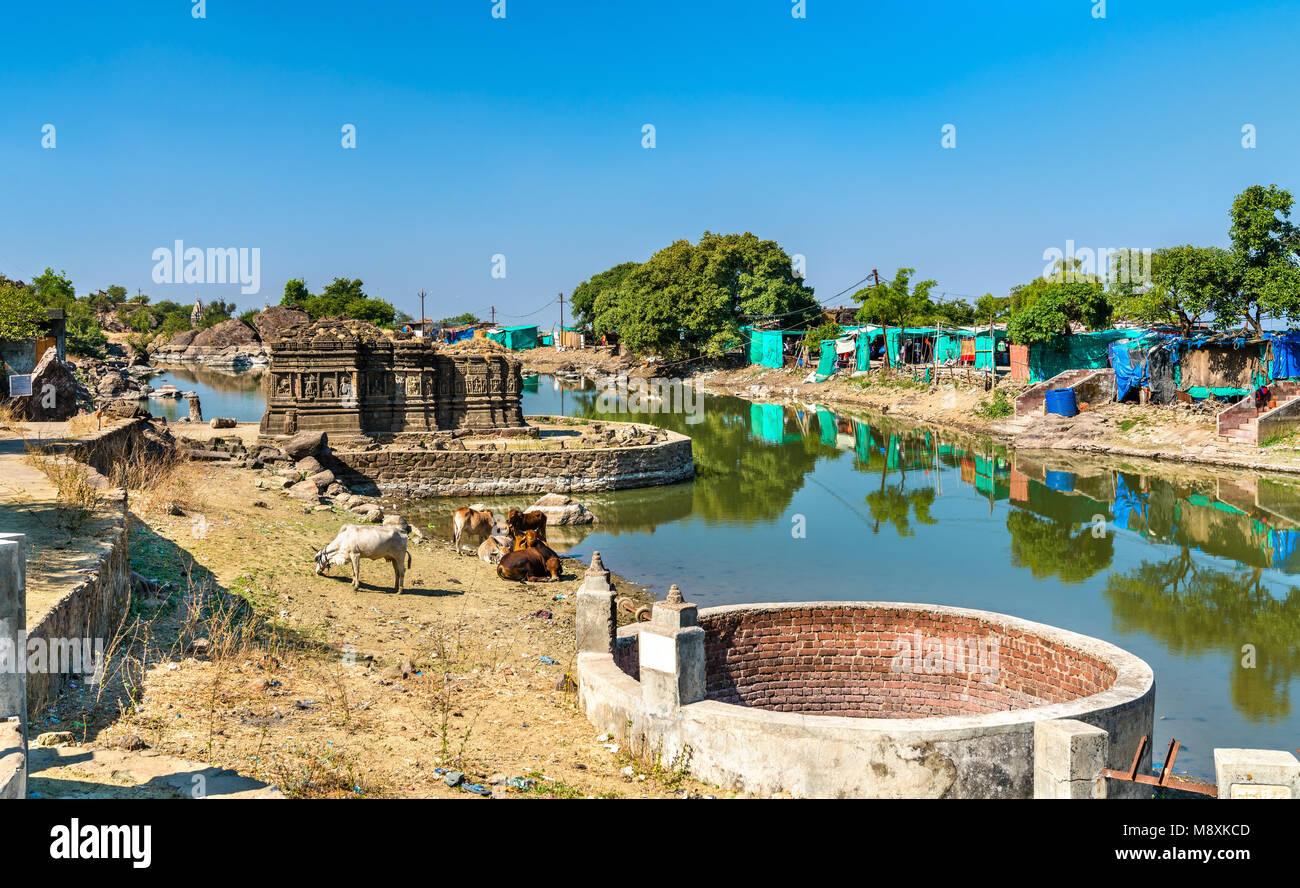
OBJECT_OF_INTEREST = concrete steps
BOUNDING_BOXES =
[1216,382,1300,445]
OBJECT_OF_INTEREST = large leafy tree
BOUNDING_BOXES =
[570,261,638,328]
[0,278,46,341]
[30,267,107,356]
[1110,245,1234,333]
[1223,184,1300,334]
[591,232,816,360]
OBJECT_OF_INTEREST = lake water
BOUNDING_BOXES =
[152,367,1300,777]
[143,364,266,424]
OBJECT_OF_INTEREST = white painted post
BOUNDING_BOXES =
[575,552,617,655]
[1033,719,1107,799]
[1214,749,1300,799]
[639,585,705,717]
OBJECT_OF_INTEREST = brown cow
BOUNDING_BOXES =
[496,529,562,582]
[451,506,496,555]
[506,508,547,542]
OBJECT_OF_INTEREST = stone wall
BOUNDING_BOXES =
[25,510,130,715]
[330,431,694,497]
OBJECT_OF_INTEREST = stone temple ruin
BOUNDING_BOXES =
[258,318,526,440]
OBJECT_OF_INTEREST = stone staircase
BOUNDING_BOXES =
[1217,381,1300,445]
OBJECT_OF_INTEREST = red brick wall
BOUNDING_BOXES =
[701,606,1116,718]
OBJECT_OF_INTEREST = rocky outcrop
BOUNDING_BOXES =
[252,306,308,342]
[16,348,85,420]
[527,493,599,525]
[154,310,307,368]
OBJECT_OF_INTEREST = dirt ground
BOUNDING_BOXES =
[38,458,715,799]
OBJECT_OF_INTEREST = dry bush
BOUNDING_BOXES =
[24,447,102,535]
[0,401,21,431]
[111,445,199,518]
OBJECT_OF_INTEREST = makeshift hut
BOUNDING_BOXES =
[485,325,539,351]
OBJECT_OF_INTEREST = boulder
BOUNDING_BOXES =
[527,493,598,525]
[24,348,80,420]
[163,329,199,350]
[281,430,328,460]
[209,417,237,429]
[252,306,309,341]
[287,480,321,501]
[307,469,335,491]
[295,455,323,475]
[190,318,261,349]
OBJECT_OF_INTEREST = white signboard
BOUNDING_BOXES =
[7,375,32,397]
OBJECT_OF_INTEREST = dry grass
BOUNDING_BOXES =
[0,401,21,431]
[112,446,199,518]
[67,412,104,437]
[24,447,102,535]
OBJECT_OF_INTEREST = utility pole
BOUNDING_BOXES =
[558,291,564,332]
[490,305,495,326]
[418,290,427,339]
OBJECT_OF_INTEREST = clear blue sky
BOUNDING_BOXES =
[2,0,1297,327]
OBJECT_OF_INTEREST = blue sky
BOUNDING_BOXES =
[2,0,1297,326]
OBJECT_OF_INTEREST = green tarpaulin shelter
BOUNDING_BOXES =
[485,325,539,350]
[1025,330,1130,381]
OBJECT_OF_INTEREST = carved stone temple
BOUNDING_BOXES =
[257,317,526,440]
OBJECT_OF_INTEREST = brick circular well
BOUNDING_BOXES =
[702,604,1119,718]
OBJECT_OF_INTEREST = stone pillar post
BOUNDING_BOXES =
[1033,719,1107,799]
[575,552,616,655]
[186,392,202,423]
[0,534,27,754]
[1214,749,1300,799]
[639,585,706,717]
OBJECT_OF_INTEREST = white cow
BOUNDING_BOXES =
[314,524,411,594]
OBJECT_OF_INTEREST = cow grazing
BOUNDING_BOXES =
[506,508,548,542]
[314,524,411,594]
[451,506,496,554]
[496,529,562,582]
[477,535,513,565]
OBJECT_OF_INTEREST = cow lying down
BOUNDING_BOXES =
[314,524,411,594]
[496,529,562,582]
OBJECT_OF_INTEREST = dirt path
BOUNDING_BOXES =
[58,460,712,799]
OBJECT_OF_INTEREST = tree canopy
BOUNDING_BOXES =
[280,277,397,326]
[584,232,818,360]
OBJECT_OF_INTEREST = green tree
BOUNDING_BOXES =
[0,280,46,341]
[802,320,842,355]
[592,232,816,360]
[1110,245,1233,333]
[570,261,638,327]
[199,300,237,329]
[281,278,311,309]
[852,268,938,329]
[1223,184,1300,334]
[439,312,480,325]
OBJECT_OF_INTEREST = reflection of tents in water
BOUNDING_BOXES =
[749,402,799,444]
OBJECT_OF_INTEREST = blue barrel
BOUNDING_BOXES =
[1044,388,1078,417]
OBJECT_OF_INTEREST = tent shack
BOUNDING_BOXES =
[485,325,539,351]
[1010,329,1134,383]
[746,327,806,369]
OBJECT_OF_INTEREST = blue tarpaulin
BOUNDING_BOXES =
[1109,340,1149,401]
[1268,332,1300,380]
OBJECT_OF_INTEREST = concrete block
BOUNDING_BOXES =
[1034,719,1107,799]
[1214,748,1300,799]
[575,552,616,655]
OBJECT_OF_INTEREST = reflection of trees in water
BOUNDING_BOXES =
[567,390,834,523]
[1005,509,1114,583]
[866,485,937,537]
[1104,552,1300,722]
